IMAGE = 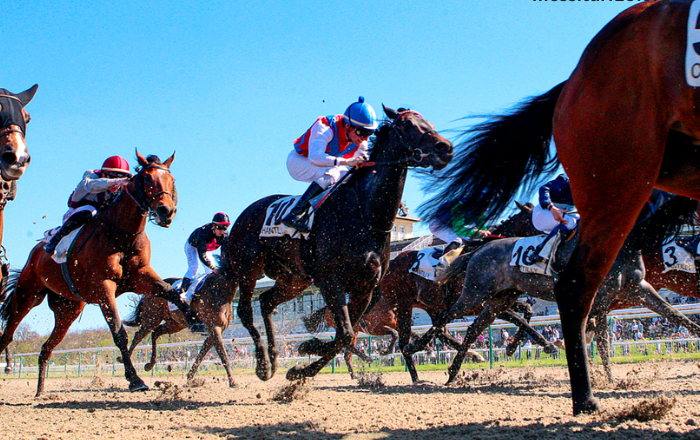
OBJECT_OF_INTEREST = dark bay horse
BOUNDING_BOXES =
[0,152,190,396]
[121,275,238,387]
[428,196,697,396]
[384,201,558,383]
[421,1,700,414]
[227,106,453,382]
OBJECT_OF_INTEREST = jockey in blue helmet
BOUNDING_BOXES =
[282,96,378,232]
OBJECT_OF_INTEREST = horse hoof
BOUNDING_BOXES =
[255,365,272,381]
[4,367,12,375]
[573,397,600,416]
[144,363,155,372]
[129,382,149,392]
[286,366,305,381]
[544,344,558,354]
[298,338,324,356]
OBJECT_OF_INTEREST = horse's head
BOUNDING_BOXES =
[490,201,538,237]
[131,150,177,227]
[381,105,453,170]
[0,85,37,181]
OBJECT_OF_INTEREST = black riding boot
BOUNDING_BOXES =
[280,182,324,233]
[44,210,93,256]
[531,224,562,263]
[180,277,192,294]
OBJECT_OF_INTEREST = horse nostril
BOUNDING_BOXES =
[0,152,17,165]
[436,141,451,152]
[156,206,171,217]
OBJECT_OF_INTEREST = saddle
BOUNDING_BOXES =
[43,226,85,265]
[168,274,210,311]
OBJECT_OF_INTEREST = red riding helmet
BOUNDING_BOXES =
[101,156,131,175]
[212,212,230,226]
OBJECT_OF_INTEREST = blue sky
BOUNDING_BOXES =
[4,0,636,335]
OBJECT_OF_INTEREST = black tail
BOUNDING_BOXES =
[0,270,20,329]
[420,82,566,226]
[303,306,329,334]
[123,294,147,327]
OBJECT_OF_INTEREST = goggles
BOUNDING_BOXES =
[353,126,374,138]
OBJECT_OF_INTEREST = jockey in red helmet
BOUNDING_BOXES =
[180,212,231,296]
[281,96,378,233]
[44,156,132,256]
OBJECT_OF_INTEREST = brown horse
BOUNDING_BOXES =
[121,275,238,387]
[422,1,700,414]
[0,85,38,373]
[227,106,453,382]
[0,151,189,396]
[385,202,558,383]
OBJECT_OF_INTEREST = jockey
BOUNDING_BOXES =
[532,174,580,263]
[429,199,491,267]
[281,96,378,232]
[44,156,131,256]
[181,212,230,296]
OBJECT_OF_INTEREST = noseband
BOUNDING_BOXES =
[124,164,175,223]
[386,111,437,166]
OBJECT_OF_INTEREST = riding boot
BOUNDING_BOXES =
[44,210,93,256]
[531,224,562,264]
[280,182,324,233]
[180,278,192,296]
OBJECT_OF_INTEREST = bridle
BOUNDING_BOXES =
[123,164,176,224]
[379,110,437,167]
[0,94,26,138]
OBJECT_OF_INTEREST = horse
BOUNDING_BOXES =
[420,1,700,414]
[383,201,559,383]
[427,196,698,393]
[226,106,453,382]
[0,151,190,396]
[121,274,238,387]
[0,85,38,373]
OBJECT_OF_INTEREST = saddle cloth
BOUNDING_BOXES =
[662,241,696,274]
[409,247,444,281]
[509,234,561,277]
[259,195,317,239]
[168,274,209,312]
[42,226,85,265]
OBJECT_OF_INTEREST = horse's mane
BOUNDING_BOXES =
[626,195,699,255]
[418,84,565,227]
[143,155,162,165]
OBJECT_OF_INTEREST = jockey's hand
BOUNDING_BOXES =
[477,229,491,238]
[549,205,568,225]
[108,178,130,192]
[343,154,368,168]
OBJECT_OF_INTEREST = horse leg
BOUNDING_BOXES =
[446,294,514,384]
[4,348,11,374]
[237,277,271,381]
[98,295,147,392]
[345,332,358,379]
[36,295,84,397]
[499,308,557,355]
[590,313,613,383]
[397,303,420,383]
[144,323,171,372]
[210,326,236,387]
[186,335,216,385]
[380,327,399,356]
[287,281,368,380]
[632,281,700,337]
[0,283,48,357]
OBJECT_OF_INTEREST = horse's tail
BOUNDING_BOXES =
[436,251,475,286]
[303,306,330,334]
[123,295,147,327]
[420,81,566,226]
[0,270,21,329]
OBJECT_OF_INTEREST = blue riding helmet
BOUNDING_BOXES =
[343,96,378,130]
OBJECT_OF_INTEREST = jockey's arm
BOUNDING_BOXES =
[307,120,339,167]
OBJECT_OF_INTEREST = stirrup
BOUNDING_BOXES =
[44,242,57,256]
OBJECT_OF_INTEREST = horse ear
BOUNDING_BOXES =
[163,151,176,168]
[14,84,38,106]
[383,104,399,120]
[135,149,148,167]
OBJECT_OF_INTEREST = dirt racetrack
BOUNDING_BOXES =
[3,359,700,439]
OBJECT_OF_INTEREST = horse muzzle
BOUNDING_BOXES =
[153,205,176,227]
[412,140,453,170]
[0,135,30,181]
